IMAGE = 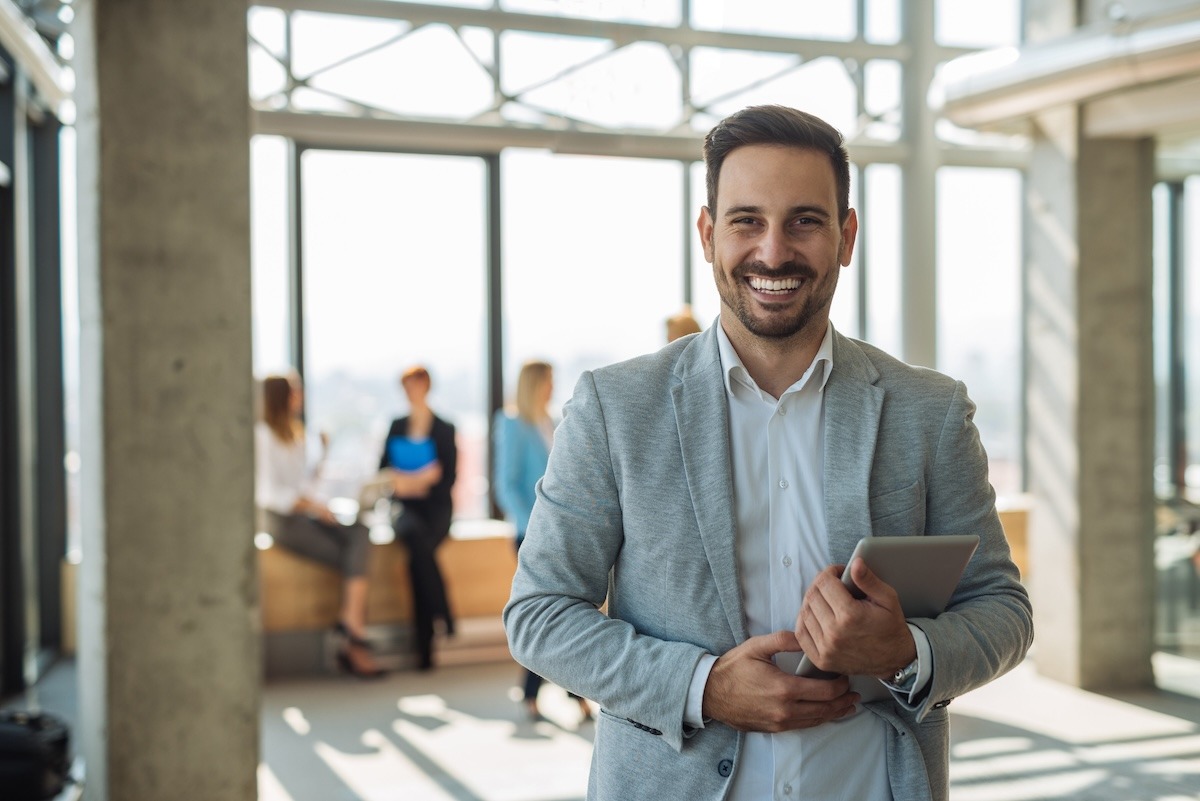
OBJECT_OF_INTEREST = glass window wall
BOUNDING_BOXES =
[502,150,684,410]
[298,150,491,521]
[936,167,1022,496]
[246,0,1035,534]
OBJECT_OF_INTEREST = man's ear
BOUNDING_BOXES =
[697,206,715,263]
[839,208,859,267]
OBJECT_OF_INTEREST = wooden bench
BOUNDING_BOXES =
[258,535,517,631]
[61,504,1031,670]
[258,521,518,674]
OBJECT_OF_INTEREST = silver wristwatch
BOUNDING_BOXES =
[887,658,920,690]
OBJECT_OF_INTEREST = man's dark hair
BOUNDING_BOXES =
[703,105,851,223]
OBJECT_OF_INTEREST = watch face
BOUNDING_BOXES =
[893,660,918,685]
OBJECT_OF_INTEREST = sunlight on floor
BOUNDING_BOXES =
[260,667,592,801]
[259,658,1200,801]
[948,657,1200,801]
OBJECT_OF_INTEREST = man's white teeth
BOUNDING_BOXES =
[749,277,801,291]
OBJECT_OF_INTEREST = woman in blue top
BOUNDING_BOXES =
[493,360,592,722]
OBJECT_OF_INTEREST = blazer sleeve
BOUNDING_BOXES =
[504,371,709,752]
[903,380,1034,721]
[436,417,457,490]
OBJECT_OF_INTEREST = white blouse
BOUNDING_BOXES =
[254,422,319,515]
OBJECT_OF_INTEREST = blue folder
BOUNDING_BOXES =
[386,436,437,472]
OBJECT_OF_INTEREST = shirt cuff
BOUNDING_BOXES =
[684,653,718,728]
[886,623,933,702]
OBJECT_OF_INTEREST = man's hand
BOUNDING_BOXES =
[794,559,916,680]
[702,631,860,732]
[388,463,442,498]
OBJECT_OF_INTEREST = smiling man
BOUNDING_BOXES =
[504,105,1032,801]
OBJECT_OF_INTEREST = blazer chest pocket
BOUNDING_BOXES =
[869,480,924,536]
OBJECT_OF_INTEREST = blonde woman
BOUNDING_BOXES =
[493,360,592,721]
[255,372,383,678]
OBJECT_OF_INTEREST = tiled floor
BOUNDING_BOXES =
[257,653,1200,801]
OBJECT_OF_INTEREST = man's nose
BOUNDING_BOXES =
[755,225,794,269]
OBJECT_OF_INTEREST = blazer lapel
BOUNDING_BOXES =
[671,329,747,642]
[824,331,885,564]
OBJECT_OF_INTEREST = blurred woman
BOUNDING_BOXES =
[493,360,592,722]
[379,365,456,671]
[255,372,383,678]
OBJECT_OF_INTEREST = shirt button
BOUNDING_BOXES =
[778,407,787,416]
[783,784,793,795]
[778,478,788,489]
[782,556,792,567]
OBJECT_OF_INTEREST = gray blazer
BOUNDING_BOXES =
[504,325,1033,801]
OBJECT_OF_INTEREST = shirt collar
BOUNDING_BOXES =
[715,318,835,400]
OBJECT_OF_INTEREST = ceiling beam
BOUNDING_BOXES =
[253,107,1036,169]
[255,0,961,62]
[1085,73,1200,140]
[933,4,1200,129]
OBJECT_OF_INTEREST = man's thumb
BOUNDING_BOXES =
[848,557,889,602]
[762,629,803,655]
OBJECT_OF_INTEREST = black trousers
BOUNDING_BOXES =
[267,510,370,577]
[397,505,453,669]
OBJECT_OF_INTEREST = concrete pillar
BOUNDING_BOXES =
[73,2,259,799]
[1025,104,1157,689]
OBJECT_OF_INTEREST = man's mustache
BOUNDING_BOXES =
[730,261,817,281]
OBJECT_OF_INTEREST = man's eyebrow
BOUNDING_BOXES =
[723,204,763,218]
[722,204,831,219]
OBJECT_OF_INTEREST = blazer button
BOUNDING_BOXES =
[717,759,733,778]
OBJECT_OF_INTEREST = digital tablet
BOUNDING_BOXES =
[794,534,980,679]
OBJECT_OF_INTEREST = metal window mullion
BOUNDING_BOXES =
[288,139,306,385]
[0,45,20,695]
[856,167,867,341]
[257,0,938,62]
[682,162,693,306]
[1167,180,1188,496]
[486,153,503,519]
[12,69,39,687]
[32,105,64,656]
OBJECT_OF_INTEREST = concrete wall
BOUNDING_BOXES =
[73,2,259,798]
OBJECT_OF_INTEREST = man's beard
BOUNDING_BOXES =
[717,260,838,340]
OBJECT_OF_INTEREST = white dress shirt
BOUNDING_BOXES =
[682,322,931,800]
[254,422,320,515]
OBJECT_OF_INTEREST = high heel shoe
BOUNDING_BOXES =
[336,648,386,679]
[577,699,594,723]
[333,621,373,650]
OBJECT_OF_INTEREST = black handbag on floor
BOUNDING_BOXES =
[0,710,71,800]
